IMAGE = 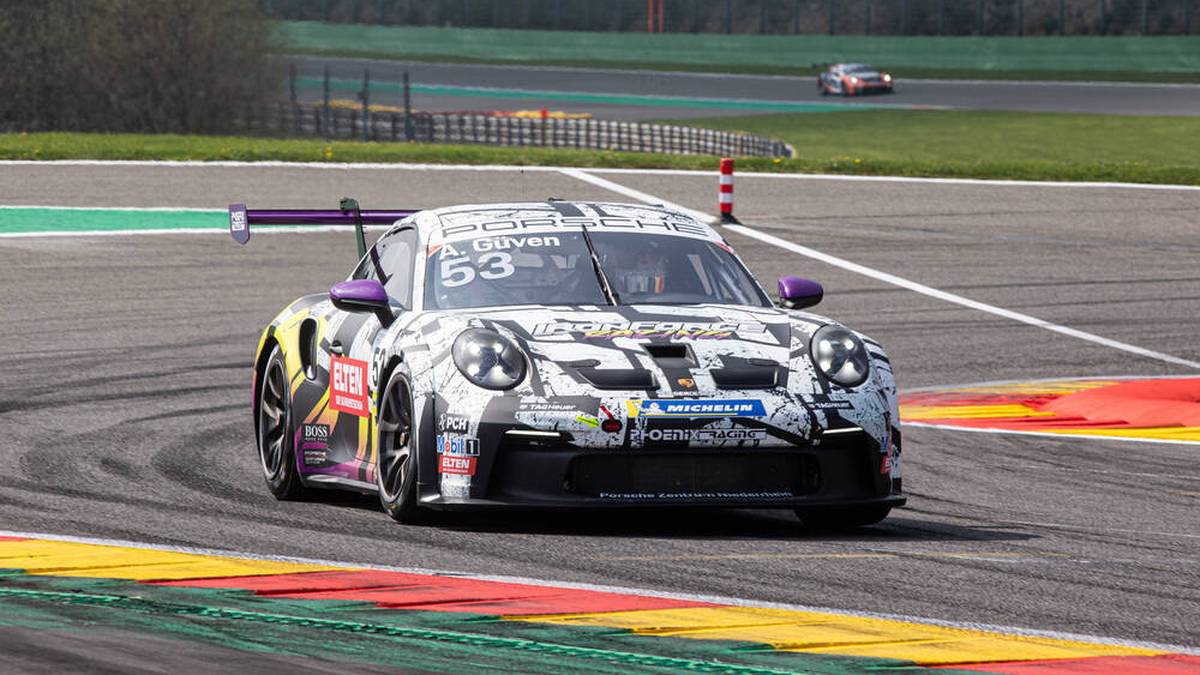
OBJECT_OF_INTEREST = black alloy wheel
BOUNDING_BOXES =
[376,370,423,523]
[258,346,309,499]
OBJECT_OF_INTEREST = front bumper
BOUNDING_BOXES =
[418,425,903,510]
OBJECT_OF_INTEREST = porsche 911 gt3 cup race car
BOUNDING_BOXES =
[233,200,904,528]
[818,63,894,96]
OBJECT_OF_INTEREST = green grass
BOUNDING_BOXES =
[5,108,1200,185]
[278,21,1200,82]
[675,109,1200,184]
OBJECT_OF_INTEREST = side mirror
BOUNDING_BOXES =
[777,276,823,310]
[330,279,395,327]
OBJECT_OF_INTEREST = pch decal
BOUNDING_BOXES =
[329,355,369,417]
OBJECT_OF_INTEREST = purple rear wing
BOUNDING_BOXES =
[228,204,419,246]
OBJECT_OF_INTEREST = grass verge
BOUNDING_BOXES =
[4,108,1199,186]
[278,22,1200,83]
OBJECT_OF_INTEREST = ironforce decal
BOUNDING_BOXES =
[532,321,768,340]
[627,399,768,418]
[329,356,369,417]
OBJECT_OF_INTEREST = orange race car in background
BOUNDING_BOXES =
[817,63,894,96]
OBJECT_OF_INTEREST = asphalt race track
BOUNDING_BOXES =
[1,162,1199,670]
[294,56,1200,119]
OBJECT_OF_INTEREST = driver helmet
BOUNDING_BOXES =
[610,241,667,295]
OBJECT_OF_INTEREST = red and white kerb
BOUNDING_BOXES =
[718,158,734,220]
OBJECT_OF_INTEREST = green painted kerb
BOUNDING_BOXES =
[0,208,224,235]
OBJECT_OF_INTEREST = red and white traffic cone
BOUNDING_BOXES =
[718,157,738,223]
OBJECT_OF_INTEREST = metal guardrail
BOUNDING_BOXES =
[238,102,794,158]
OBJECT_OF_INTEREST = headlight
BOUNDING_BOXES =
[810,324,870,388]
[452,328,526,390]
[883,73,892,82]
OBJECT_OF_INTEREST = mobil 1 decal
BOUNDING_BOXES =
[329,355,369,417]
[436,433,479,476]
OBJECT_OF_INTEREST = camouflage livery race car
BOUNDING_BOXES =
[234,200,904,527]
[818,63,894,96]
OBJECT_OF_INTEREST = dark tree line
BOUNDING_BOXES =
[0,0,276,133]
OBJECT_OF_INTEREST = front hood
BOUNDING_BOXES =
[458,304,833,398]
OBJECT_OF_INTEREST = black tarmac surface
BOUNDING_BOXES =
[295,56,1200,119]
[0,164,1198,669]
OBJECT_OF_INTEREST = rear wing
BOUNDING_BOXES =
[229,198,419,257]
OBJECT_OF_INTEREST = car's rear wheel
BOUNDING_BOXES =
[258,345,310,500]
[376,370,424,523]
[795,505,891,530]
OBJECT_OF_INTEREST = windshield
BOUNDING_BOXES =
[845,65,877,74]
[424,231,769,310]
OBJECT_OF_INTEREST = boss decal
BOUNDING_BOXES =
[627,399,767,418]
[329,355,369,417]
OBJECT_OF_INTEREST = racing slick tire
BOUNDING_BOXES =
[257,345,312,500]
[795,505,892,530]
[376,369,425,524]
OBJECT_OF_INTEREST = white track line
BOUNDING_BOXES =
[558,168,712,223]
[4,160,1200,191]
[558,168,1200,370]
[2,528,1195,654]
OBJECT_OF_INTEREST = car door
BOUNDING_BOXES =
[304,227,419,488]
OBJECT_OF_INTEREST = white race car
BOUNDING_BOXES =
[235,200,904,528]
[818,63,895,96]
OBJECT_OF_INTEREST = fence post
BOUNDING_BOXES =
[322,65,331,141]
[361,68,370,142]
[289,63,297,107]
[403,71,414,142]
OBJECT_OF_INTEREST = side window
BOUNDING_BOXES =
[373,228,418,308]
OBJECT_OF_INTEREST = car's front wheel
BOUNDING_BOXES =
[258,345,310,500]
[795,505,891,530]
[376,369,424,523]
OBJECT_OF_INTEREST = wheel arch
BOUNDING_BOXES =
[252,329,279,442]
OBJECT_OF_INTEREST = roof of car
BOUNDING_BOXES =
[408,201,723,246]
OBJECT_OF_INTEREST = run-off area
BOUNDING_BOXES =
[0,162,1197,670]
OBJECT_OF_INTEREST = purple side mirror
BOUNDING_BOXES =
[330,279,394,327]
[778,276,824,310]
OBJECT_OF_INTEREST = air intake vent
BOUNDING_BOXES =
[577,368,657,390]
[712,365,778,389]
[643,344,689,359]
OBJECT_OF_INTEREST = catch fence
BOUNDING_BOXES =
[239,102,794,158]
[264,0,1195,37]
